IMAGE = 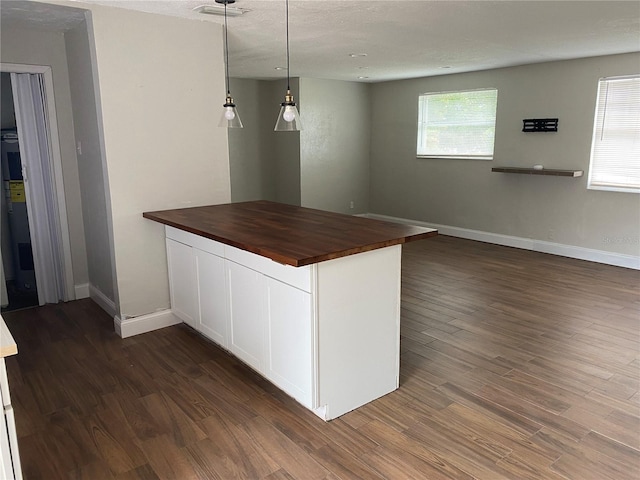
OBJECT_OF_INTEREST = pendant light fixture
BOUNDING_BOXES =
[217,0,243,128]
[274,0,301,131]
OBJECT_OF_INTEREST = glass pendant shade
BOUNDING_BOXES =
[219,95,243,128]
[274,90,301,131]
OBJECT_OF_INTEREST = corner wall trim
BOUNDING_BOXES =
[74,283,90,300]
[114,310,182,339]
[364,213,640,270]
[89,284,116,318]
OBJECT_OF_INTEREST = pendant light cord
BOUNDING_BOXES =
[224,2,230,96]
[286,0,291,92]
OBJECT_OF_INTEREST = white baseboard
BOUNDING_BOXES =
[114,309,182,339]
[364,213,640,270]
[74,283,90,300]
[89,284,116,317]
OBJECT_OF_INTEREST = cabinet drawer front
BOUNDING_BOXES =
[225,245,311,292]
[166,226,224,257]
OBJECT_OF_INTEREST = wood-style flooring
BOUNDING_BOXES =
[3,235,639,479]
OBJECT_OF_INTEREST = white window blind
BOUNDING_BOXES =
[588,75,640,193]
[417,88,497,159]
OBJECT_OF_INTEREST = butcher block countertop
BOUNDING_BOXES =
[143,200,437,267]
[0,315,17,358]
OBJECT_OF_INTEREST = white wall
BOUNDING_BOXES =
[300,78,370,214]
[370,53,640,257]
[88,4,231,317]
[65,17,115,307]
[0,25,90,288]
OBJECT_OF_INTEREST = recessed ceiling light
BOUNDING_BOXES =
[357,66,369,70]
[194,4,247,17]
[358,76,369,79]
[349,53,368,58]
[274,66,287,70]
[440,66,452,69]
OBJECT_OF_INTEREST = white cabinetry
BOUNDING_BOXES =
[166,239,197,329]
[164,226,401,421]
[226,261,266,372]
[0,318,21,480]
[194,249,228,347]
[265,278,313,408]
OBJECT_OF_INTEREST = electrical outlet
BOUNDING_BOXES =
[349,201,354,209]
[548,229,555,241]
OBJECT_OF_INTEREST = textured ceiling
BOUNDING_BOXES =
[2,0,639,82]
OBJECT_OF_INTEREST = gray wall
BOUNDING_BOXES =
[229,78,301,205]
[370,53,640,256]
[0,25,90,288]
[229,78,277,202]
[273,78,301,206]
[65,17,115,305]
[300,78,370,214]
[229,77,371,214]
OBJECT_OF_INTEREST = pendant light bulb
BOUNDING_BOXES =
[217,0,243,129]
[274,0,301,131]
[275,90,301,131]
[219,94,243,128]
[283,107,296,122]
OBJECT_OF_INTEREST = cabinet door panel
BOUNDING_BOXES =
[166,239,197,328]
[195,249,228,347]
[266,279,313,407]
[227,261,265,372]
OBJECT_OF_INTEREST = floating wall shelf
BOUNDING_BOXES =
[491,167,583,177]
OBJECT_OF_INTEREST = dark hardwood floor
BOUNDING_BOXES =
[3,235,639,479]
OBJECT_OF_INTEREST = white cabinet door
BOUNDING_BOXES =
[195,249,228,347]
[266,279,313,408]
[226,261,265,372]
[0,407,13,480]
[166,239,197,328]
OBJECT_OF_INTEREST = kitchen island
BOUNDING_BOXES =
[0,316,21,479]
[144,201,437,420]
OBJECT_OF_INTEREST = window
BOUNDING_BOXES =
[588,75,640,193]
[417,88,498,160]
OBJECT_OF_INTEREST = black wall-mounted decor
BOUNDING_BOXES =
[522,118,558,132]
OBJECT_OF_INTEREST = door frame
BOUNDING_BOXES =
[1,62,75,303]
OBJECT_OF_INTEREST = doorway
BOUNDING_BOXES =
[0,65,75,311]
[1,121,38,312]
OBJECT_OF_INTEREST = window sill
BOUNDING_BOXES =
[587,185,639,193]
[417,156,493,161]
